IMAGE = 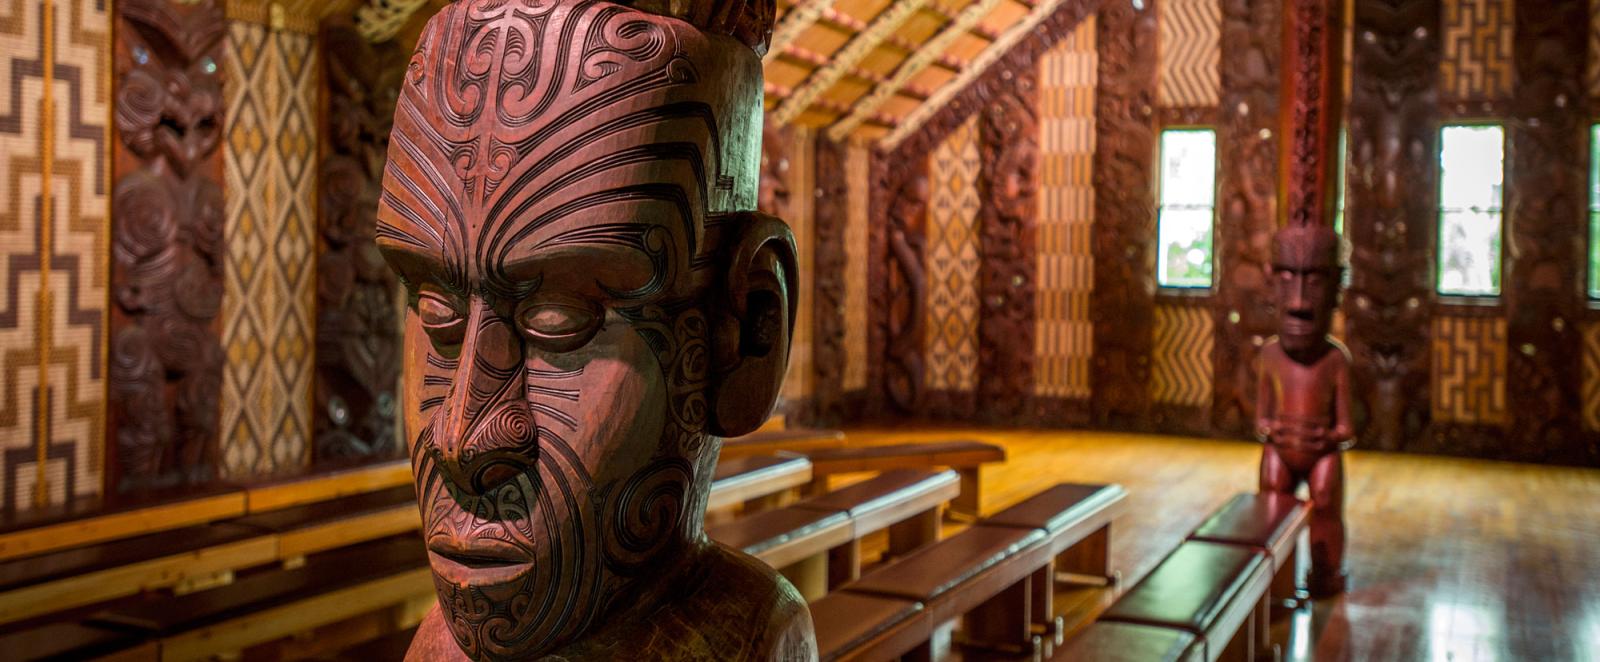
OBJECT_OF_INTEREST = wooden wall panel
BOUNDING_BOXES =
[1582,322,1600,433]
[1440,0,1513,105]
[811,137,848,423]
[1152,303,1214,408]
[775,125,816,416]
[220,22,316,478]
[976,61,1040,422]
[923,117,981,395]
[1035,19,1096,403]
[842,142,871,395]
[1157,0,1220,110]
[0,0,111,511]
[1430,315,1507,426]
[1090,0,1159,428]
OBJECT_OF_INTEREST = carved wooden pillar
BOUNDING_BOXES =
[313,24,408,464]
[1505,0,1589,462]
[1090,0,1160,428]
[871,151,930,415]
[1212,0,1282,435]
[1279,0,1345,229]
[977,73,1040,424]
[812,139,849,425]
[1344,0,1439,451]
[108,0,228,492]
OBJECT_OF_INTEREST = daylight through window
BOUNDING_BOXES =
[1436,124,1504,297]
[1156,129,1217,289]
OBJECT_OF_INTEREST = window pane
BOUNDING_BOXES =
[1157,129,1216,288]
[1589,124,1600,298]
[1437,125,1504,296]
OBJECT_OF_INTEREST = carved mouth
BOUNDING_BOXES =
[427,541,534,586]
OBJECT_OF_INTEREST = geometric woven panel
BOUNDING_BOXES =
[1581,322,1600,432]
[0,0,110,512]
[1151,303,1214,408]
[219,22,316,478]
[779,125,815,407]
[1440,0,1513,102]
[923,116,981,393]
[1035,17,1095,399]
[843,139,871,393]
[1431,315,1507,426]
[1158,0,1220,108]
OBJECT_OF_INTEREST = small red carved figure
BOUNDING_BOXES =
[1256,225,1351,598]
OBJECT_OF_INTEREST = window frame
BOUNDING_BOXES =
[1434,121,1508,301]
[1588,122,1600,300]
[1154,126,1220,293]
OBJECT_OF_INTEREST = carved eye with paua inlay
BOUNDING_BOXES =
[418,290,467,351]
[515,297,603,354]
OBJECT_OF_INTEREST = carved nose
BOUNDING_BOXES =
[429,310,539,496]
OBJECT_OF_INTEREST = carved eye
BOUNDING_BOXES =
[418,291,466,348]
[517,300,602,353]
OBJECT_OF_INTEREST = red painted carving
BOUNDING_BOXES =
[1213,0,1282,436]
[108,0,228,492]
[1257,226,1350,598]
[314,23,408,463]
[1344,0,1439,451]
[977,74,1039,421]
[376,2,814,658]
[1280,0,1344,229]
[812,138,849,424]
[1090,0,1159,427]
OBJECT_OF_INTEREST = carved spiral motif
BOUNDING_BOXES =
[115,68,165,155]
[604,457,691,575]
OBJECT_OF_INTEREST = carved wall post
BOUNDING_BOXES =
[1090,0,1160,428]
[977,74,1040,423]
[313,24,409,464]
[108,0,228,492]
[812,138,850,424]
[1279,0,1345,230]
[873,154,930,414]
[1505,0,1589,462]
[1344,0,1439,451]
[1212,0,1281,435]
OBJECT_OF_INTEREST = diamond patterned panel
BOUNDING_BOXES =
[1035,17,1096,399]
[923,117,982,393]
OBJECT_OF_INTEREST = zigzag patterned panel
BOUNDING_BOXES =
[219,23,316,478]
[1151,303,1213,408]
[1158,0,1221,109]
[0,0,110,512]
[1035,17,1096,400]
[1583,322,1600,432]
[1431,315,1507,425]
[843,140,871,393]
[1440,0,1513,102]
[923,117,981,393]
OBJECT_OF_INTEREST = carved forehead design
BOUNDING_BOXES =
[1273,226,1342,271]
[377,0,761,295]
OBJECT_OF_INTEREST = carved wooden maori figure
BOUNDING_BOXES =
[877,161,929,414]
[1090,0,1159,428]
[314,24,410,463]
[1344,0,1438,451]
[108,0,227,492]
[811,138,849,424]
[1257,226,1351,598]
[375,1,815,659]
[1504,0,1588,463]
[1213,0,1281,435]
[977,76,1039,422]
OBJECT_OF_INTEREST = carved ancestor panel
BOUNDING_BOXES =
[313,24,407,464]
[1152,303,1214,408]
[109,0,228,492]
[1582,322,1600,432]
[1212,0,1280,435]
[1344,0,1439,451]
[0,0,111,510]
[977,64,1039,419]
[871,151,930,414]
[925,118,982,395]
[1157,0,1220,109]
[1035,19,1096,402]
[1504,0,1587,461]
[812,137,848,423]
[1440,0,1513,104]
[842,142,871,394]
[1090,0,1159,427]
[1430,315,1506,426]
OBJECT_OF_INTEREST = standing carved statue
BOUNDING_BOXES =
[1256,225,1350,598]
[375,0,816,659]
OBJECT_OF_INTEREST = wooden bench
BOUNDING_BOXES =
[88,535,432,661]
[229,485,419,563]
[0,621,158,661]
[241,459,411,514]
[1096,541,1271,662]
[707,454,813,512]
[1187,491,1309,654]
[0,487,246,563]
[1050,621,1204,661]
[719,428,848,460]
[804,440,1005,520]
[313,625,419,661]
[794,469,960,589]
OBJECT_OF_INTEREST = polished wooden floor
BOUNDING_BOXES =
[841,427,1600,661]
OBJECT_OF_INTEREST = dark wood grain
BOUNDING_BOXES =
[977,69,1040,423]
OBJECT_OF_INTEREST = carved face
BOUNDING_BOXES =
[1272,226,1342,359]
[376,1,763,659]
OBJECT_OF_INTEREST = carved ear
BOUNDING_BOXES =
[707,212,799,438]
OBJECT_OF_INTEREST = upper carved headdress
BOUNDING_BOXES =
[623,0,776,55]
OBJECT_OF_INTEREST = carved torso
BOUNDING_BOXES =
[1259,338,1351,455]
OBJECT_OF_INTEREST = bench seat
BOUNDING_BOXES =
[805,440,1005,520]
[315,625,419,661]
[1051,621,1203,662]
[0,487,246,563]
[846,524,1045,622]
[1098,541,1271,662]
[707,508,853,570]
[1189,492,1307,575]
[0,621,157,661]
[810,592,926,662]
[719,429,848,460]
[794,469,958,543]
[229,485,418,560]
[708,455,813,511]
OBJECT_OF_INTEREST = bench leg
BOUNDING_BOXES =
[948,468,982,522]
[1027,562,1065,658]
[960,578,1042,660]
[888,507,942,558]
[827,539,861,591]
[1054,523,1114,586]
[779,553,829,602]
[905,620,955,662]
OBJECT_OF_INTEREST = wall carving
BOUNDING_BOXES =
[872,151,929,414]
[1152,302,1214,409]
[1440,0,1513,104]
[313,24,406,464]
[1503,0,1588,462]
[1157,0,1220,109]
[1430,315,1506,426]
[924,118,981,395]
[1344,0,1438,452]
[1211,0,1280,435]
[977,70,1039,420]
[109,0,228,492]
[811,137,849,423]
[1089,0,1159,428]
[842,142,871,394]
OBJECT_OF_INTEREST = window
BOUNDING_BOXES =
[1590,124,1600,298]
[1436,124,1504,297]
[1156,129,1217,289]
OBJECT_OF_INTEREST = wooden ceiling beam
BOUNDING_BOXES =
[818,8,966,75]
[778,46,930,101]
[764,83,898,128]
[921,3,1002,42]
[768,0,839,58]
[771,0,933,126]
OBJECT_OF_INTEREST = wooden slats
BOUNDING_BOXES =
[0,492,247,563]
[243,460,411,514]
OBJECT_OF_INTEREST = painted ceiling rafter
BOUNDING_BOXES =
[769,0,840,58]
[820,8,967,74]
[772,0,935,125]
